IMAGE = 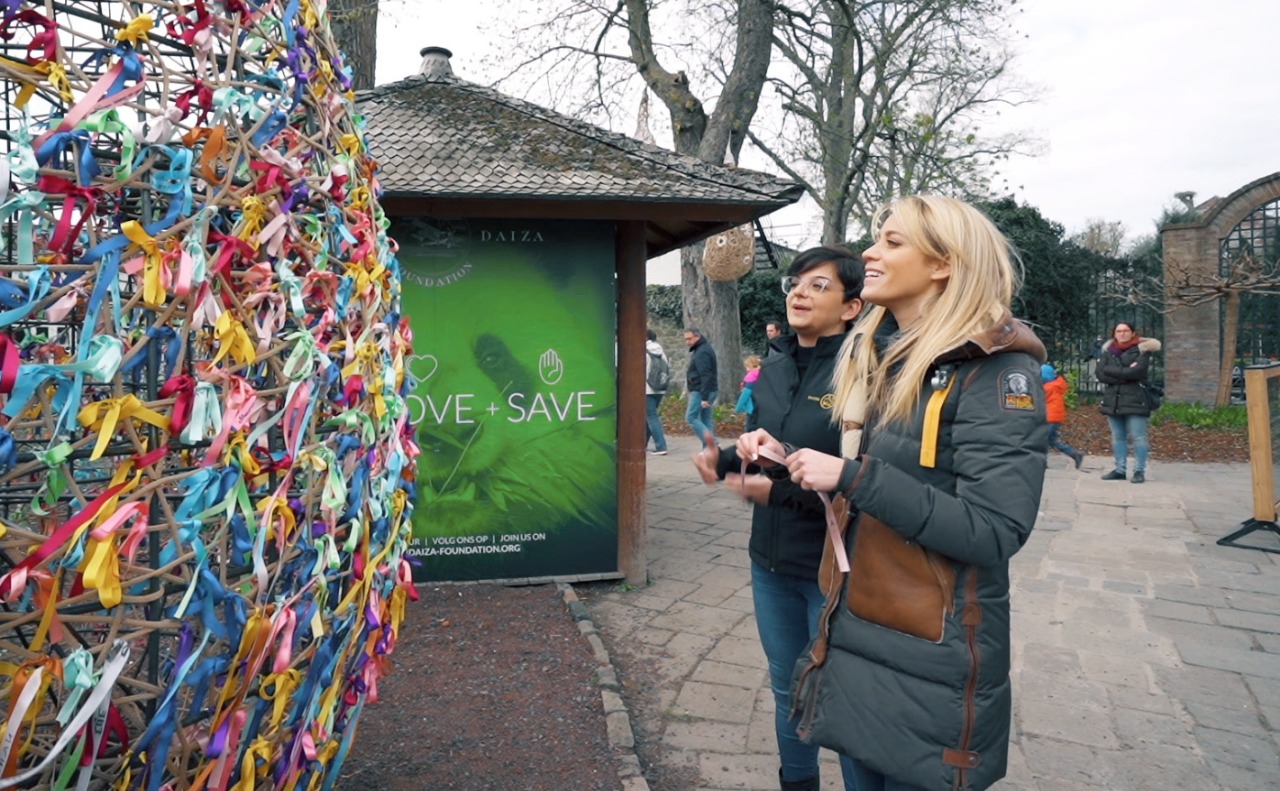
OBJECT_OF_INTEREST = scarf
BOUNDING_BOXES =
[1109,335,1142,354]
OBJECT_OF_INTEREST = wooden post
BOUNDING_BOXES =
[1245,367,1277,522]
[1218,363,1280,553]
[616,221,648,585]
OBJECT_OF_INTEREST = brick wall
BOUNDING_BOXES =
[1161,173,1280,406]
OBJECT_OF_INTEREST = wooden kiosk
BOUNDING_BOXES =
[356,49,802,585]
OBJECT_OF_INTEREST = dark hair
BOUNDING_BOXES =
[765,319,784,333]
[1114,321,1137,333]
[787,244,865,303]
[646,328,657,342]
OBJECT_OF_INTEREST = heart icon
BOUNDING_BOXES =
[409,353,439,384]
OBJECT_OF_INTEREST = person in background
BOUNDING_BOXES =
[693,245,865,791]
[1096,321,1161,484]
[645,328,669,456]
[1042,363,1084,469]
[683,326,719,444]
[765,319,784,356]
[740,195,1048,791]
[735,354,762,415]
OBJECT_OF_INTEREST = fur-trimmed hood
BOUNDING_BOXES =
[1102,337,1161,355]
[937,310,1047,365]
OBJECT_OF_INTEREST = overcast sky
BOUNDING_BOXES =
[375,1,1280,282]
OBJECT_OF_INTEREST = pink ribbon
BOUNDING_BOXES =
[755,445,850,574]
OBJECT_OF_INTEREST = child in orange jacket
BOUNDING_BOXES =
[1043,364,1084,469]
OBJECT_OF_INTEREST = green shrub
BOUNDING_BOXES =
[1150,402,1248,430]
[646,284,682,325]
[1063,369,1080,410]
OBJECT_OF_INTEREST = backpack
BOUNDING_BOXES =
[646,350,671,392]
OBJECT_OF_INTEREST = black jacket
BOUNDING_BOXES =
[798,314,1049,791]
[1097,337,1161,417]
[686,336,718,394]
[714,333,844,578]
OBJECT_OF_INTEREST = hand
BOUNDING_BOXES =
[691,430,720,484]
[725,472,772,505]
[700,399,711,408]
[736,428,786,467]
[785,448,846,491]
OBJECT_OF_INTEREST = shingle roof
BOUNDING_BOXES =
[356,73,802,211]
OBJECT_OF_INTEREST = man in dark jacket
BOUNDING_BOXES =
[683,327,719,443]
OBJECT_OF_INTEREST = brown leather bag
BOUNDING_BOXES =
[844,515,956,643]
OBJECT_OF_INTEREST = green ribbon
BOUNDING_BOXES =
[77,109,137,182]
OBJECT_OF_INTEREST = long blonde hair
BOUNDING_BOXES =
[833,195,1020,427]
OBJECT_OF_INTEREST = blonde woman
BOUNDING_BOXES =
[737,196,1048,791]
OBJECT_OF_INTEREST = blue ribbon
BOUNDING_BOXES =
[0,427,15,475]
[34,131,100,184]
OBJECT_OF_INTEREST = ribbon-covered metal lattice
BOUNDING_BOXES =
[0,0,419,788]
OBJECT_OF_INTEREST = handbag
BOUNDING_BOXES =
[1141,382,1162,411]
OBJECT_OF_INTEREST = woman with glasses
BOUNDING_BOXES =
[739,195,1048,791]
[692,245,864,791]
[1096,321,1161,483]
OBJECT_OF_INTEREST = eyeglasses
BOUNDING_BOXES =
[781,275,837,296]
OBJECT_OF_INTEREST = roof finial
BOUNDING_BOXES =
[419,47,454,80]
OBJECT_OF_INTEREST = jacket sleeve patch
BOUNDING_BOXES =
[999,368,1036,411]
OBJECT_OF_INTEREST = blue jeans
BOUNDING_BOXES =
[751,562,856,789]
[685,390,717,444]
[847,758,928,791]
[1047,423,1079,458]
[1106,414,1149,474]
[645,393,667,451]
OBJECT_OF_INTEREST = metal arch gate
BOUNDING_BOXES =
[1220,197,1280,375]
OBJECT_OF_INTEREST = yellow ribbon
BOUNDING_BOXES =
[216,608,268,714]
[236,197,268,247]
[76,395,169,460]
[81,535,121,608]
[3,59,74,107]
[114,14,154,46]
[257,496,296,544]
[348,186,372,213]
[260,669,301,732]
[213,312,257,367]
[230,737,273,791]
[122,220,165,307]
[340,343,379,380]
[224,434,263,485]
[337,134,361,159]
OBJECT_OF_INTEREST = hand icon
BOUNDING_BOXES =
[539,349,564,385]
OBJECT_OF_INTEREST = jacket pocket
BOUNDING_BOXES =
[846,515,956,643]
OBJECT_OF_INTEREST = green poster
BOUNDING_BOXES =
[396,218,618,581]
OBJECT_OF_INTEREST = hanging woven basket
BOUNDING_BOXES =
[702,223,755,281]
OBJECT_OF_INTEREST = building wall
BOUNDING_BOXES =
[1162,173,1280,405]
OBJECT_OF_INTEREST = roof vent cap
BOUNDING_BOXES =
[419,46,454,79]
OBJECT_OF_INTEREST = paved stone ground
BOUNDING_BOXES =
[585,435,1280,790]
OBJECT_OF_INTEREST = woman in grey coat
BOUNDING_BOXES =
[1096,321,1161,483]
[738,195,1048,790]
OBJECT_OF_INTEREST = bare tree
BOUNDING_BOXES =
[1071,218,1128,258]
[749,0,1037,243]
[329,0,379,90]
[482,0,776,400]
[1166,251,1280,406]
